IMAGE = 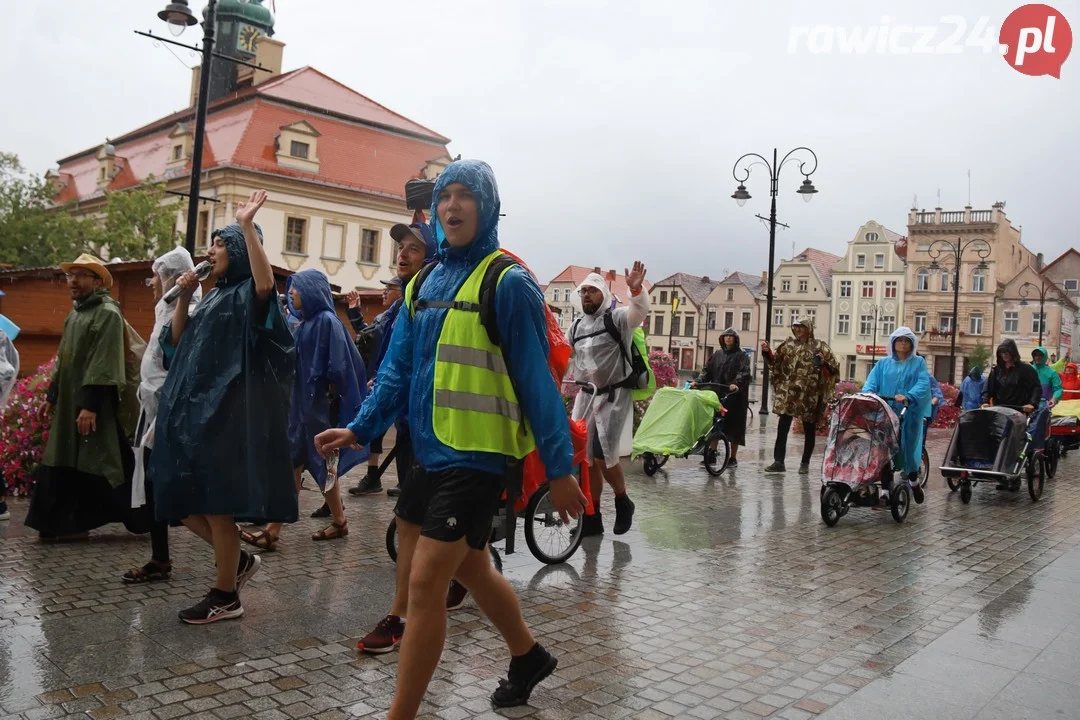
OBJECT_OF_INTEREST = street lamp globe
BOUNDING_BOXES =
[731,183,751,208]
[159,1,198,36]
[797,178,817,203]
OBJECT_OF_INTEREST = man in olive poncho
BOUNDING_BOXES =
[26,254,149,538]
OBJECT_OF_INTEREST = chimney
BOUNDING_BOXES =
[245,36,285,87]
[606,269,617,285]
[1037,252,1045,270]
[593,266,601,274]
[702,276,710,283]
[761,271,767,284]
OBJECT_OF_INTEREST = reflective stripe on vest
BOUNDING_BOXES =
[408,250,536,458]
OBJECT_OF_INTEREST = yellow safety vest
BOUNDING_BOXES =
[405,250,536,458]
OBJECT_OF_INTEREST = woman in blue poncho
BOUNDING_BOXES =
[153,190,297,625]
[862,327,932,505]
[959,366,986,411]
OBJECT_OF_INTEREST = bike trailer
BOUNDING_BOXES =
[631,387,721,460]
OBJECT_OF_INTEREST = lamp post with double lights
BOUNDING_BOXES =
[862,300,896,367]
[137,1,269,256]
[731,147,819,415]
[1019,278,1070,347]
[927,237,991,383]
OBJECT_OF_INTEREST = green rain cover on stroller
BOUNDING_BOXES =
[632,387,722,460]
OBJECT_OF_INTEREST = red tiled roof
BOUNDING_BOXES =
[791,247,843,294]
[54,67,451,204]
[546,265,651,304]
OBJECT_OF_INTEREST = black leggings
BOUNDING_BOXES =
[143,448,170,564]
[774,415,816,465]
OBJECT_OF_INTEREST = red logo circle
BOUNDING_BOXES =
[1000,4,1073,77]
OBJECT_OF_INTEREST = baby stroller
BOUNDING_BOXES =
[940,406,1044,503]
[1049,398,1080,466]
[820,393,917,526]
[632,384,729,476]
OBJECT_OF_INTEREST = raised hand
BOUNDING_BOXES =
[235,189,268,225]
[625,260,647,293]
[346,290,361,309]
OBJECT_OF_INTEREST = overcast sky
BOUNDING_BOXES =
[4,0,1078,283]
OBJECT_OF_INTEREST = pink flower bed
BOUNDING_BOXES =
[1,358,54,497]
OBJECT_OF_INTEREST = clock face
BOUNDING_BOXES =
[238,23,262,54]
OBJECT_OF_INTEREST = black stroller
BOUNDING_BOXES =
[940,406,1044,503]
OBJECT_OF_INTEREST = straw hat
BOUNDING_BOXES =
[59,253,113,289]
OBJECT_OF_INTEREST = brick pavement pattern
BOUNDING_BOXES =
[1,422,1078,719]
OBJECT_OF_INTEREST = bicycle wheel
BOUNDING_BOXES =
[746,404,755,424]
[1027,455,1044,502]
[703,435,730,476]
[1046,440,1060,479]
[643,453,660,476]
[524,483,584,565]
[385,518,398,562]
[919,447,930,488]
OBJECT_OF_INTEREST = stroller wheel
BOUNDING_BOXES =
[643,453,660,476]
[1027,456,1044,502]
[703,437,730,477]
[919,448,930,488]
[890,484,910,523]
[960,479,972,504]
[820,487,843,527]
[946,475,960,492]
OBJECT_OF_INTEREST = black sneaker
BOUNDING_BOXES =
[387,486,402,498]
[310,502,331,518]
[0,502,9,521]
[179,589,243,625]
[235,551,261,592]
[909,473,925,504]
[492,644,558,708]
[446,580,469,611]
[798,463,811,475]
[727,458,738,468]
[613,495,635,535]
[763,461,786,473]
[348,472,383,496]
[581,511,604,537]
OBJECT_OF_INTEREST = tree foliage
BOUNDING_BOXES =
[966,341,992,371]
[0,152,179,267]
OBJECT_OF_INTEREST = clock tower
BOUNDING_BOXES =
[203,0,275,103]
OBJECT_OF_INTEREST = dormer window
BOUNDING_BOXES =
[172,145,183,161]
[276,121,321,173]
[166,124,193,169]
[96,142,116,188]
[865,232,879,242]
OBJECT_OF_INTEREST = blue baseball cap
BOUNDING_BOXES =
[390,223,437,261]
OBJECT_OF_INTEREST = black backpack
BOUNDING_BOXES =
[570,313,650,393]
[408,253,517,346]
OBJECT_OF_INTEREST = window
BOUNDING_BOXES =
[884,280,898,299]
[790,308,799,326]
[360,229,379,263]
[322,222,345,260]
[660,291,668,304]
[724,311,734,328]
[861,281,874,298]
[856,254,866,268]
[846,358,858,379]
[290,141,310,159]
[1033,312,1046,334]
[798,279,808,293]
[727,288,734,301]
[707,310,717,330]
[774,308,784,326]
[839,281,852,297]
[971,270,986,292]
[917,269,930,291]
[881,315,896,336]
[1065,279,1078,292]
[940,272,950,292]
[172,145,183,161]
[285,217,307,254]
[654,315,664,335]
[969,314,983,335]
[99,166,107,181]
[837,314,850,335]
[940,314,954,333]
[196,210,209,250]
[914,312,927,333]
[741,311,752,332]
[874,253,885,269]
[671,315,681,336]
[781,279,791,293]
[859,315,873,336]
[1004,311,1018,333]
[865,232,879,242]
[684,316,695,337]
[806,308,816,323]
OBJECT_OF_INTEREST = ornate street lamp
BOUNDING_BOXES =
[927,237,990,383]
[1019,278,1069,347]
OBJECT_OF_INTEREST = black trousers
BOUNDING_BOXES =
[774,415,817,465]
[143,448,170,563]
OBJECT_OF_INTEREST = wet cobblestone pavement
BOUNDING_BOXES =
[2,419,1079,719]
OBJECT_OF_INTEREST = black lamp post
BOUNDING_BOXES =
[927,237,990,383]
[731,147,819,416]
[1019,278,1068,347]
[137,1,268,256]
[861,300,895,366]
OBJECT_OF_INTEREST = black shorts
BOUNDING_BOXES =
[370,431,385,455]
[395,465,503,551]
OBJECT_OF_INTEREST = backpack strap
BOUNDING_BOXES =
[603,312,632,370]
[478,252,518,346]
[407,262,438,316]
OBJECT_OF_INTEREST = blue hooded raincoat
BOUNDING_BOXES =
[862,327,931,475]
[152,223,298,524]
[286,269,369,488]
[346,160,573,480]
[960,366,986,411]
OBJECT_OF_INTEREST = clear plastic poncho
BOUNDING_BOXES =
[0,329,18,408]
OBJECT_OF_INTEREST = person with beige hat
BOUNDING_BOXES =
[25,253,151,540]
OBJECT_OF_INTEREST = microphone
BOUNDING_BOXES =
[163,260,212,303]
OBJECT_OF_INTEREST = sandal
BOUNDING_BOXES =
[240,528,279,552]
[122,561,172,584]
[311,521,348,541]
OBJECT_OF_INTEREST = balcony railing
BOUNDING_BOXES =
[941,211,965,223]
[970,210,992,222]
[912,208,995,225]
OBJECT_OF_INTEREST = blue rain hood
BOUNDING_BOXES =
[213,223,260,287]
[862,326,933,474]
[345,159,573,480]
[285,269,369,486]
